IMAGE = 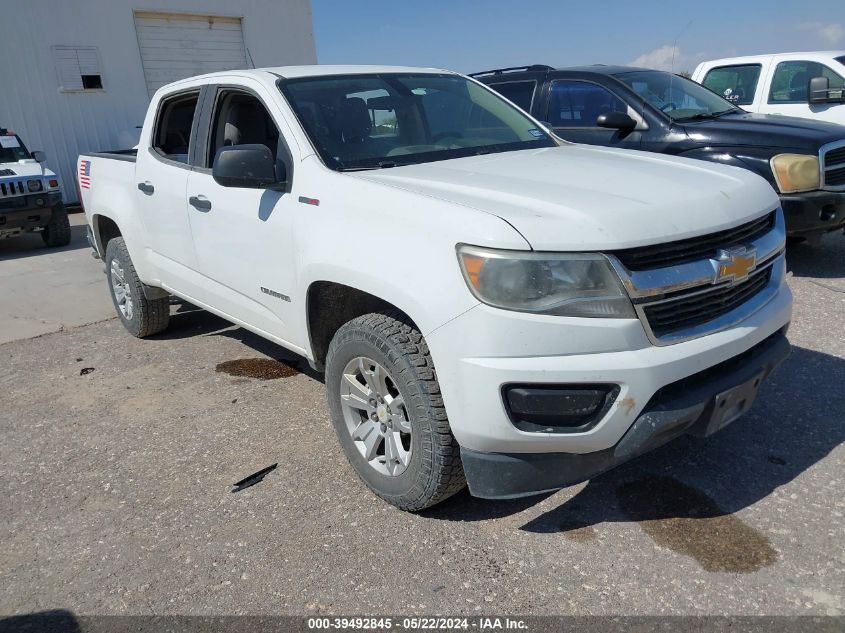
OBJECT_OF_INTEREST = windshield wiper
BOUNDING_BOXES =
[680,109,738,122]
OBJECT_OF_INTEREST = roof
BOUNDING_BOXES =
[471,64,657,79]
[175,65,454,83]
[695,51,845,66]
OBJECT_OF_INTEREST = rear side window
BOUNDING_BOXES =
[487,81,536,112]
[152,91,200,164]
[548,80,628,128]
[769,60,845,103]
[702,64,761,105]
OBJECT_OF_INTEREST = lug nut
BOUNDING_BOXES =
[370,412,378,421]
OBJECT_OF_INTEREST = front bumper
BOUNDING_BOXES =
[0,192,61,236]
[780,190,845,235]
[461,330,790,498]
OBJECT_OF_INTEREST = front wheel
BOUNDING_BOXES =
[105,237,170,337]
[325,311,465,511]
[41,204,71,247]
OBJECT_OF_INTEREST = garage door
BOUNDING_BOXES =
[134,11,248,96]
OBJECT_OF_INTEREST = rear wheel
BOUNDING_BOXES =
[325,311,465,511]
[41,204,71,247]
[105,237,169,337]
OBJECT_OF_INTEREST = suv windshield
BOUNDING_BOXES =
[279,73,556,170]
[0,133,32,163]
[614,70,740,122]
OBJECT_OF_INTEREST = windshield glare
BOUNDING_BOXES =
[279,73,555,170]
[615,71,739,121]
[0,134,31,163]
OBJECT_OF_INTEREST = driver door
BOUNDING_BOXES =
[185,83,300,345]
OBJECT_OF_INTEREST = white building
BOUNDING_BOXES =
[0,0,317,203]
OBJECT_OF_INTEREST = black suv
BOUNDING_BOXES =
[473,65,845,241]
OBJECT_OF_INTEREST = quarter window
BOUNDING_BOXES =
[769,60,845,103]
[152,92,199,164]
[488,81,536,112]
[702,64,761,105]
[548,80,628,128]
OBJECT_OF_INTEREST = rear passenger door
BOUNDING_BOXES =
[700,63,765,111]
[543,80,642,148]
[185,82,299,344]
[135,88,203,285]
[484,80,538,114]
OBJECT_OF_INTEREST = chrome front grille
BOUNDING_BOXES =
[611,212,775,271]
[0,179,28,197]
[609,208,786,345]
[820,140,845,191]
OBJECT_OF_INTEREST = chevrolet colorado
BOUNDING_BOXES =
[80,66,792,511]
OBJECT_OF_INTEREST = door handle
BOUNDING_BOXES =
[189,195,212,211]
[137,181,154,195]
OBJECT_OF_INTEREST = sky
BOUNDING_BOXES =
[311,0,845,74]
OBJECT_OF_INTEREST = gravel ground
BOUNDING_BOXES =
[0,235,843,617]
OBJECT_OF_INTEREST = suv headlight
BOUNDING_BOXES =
[457,245,635,318]
[27,179,43,192]
[770,154,819,193]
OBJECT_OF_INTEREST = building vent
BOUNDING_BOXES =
[53,45,103,92]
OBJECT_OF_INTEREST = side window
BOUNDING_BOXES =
[206,90,281,168]
[488,81,536,112]
[702,64,761,105]
[769,60,845,103]
[548,80,628,128]
[152,92,199,164]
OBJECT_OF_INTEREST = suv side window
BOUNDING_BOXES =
[548,80,628,128]
[152,91,200,164]
[205,89,281,168]
[702,64,761,105]
[769,60,845,103]
[488,81,536,112]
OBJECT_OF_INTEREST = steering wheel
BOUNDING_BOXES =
[431,131,464,143]
[660,102,678,113]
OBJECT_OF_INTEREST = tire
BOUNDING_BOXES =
[41,204,71,247]
[325,311,465,511]
[105,237,170,337]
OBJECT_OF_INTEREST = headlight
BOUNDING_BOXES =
[457,245,635,318]
[27,179,43,192]
[770,154,819,193]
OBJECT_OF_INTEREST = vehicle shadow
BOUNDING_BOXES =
[424,345,845,535]
[152,302,323,382]
[786,232,845,279]
[0,609,81,633]
[0,223,88,262]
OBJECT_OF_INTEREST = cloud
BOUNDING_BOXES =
[797,22,844,47]
[629,45,687,72]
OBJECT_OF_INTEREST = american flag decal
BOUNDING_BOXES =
[79,160,91,189]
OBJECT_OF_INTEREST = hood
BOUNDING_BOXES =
[0,160,53,179]
[682,111,845,151]
[350,145,779,251]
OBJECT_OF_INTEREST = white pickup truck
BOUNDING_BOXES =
[79,65,792,511]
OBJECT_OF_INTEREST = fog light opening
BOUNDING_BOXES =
[503,383,620,433]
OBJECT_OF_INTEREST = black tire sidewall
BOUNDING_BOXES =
[326,328,437,503]
[105,238,142,336]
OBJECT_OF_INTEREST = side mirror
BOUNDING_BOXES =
[596,111,637,130]
[809,76,830,104]
[212,144,286,189]
[32,150,46,163]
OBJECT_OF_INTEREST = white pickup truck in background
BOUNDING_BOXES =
[79,65,792,511]
[693,51,845,125]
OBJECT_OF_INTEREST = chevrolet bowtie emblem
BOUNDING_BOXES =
[714,246,757,284]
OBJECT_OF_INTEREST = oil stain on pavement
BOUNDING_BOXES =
[216,358,299,380]
[616,475,778,573]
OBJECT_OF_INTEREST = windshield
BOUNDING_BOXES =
[614,70,740,122]
[279,73,556,170]
[0,133,31,163]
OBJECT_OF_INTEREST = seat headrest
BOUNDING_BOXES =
[339,97,372,143]
[224,101,269,146]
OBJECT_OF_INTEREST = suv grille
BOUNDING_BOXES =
[0,180,27,197]
[642,266,772,338]
[612,212,775,271]
[822,144,845,188]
